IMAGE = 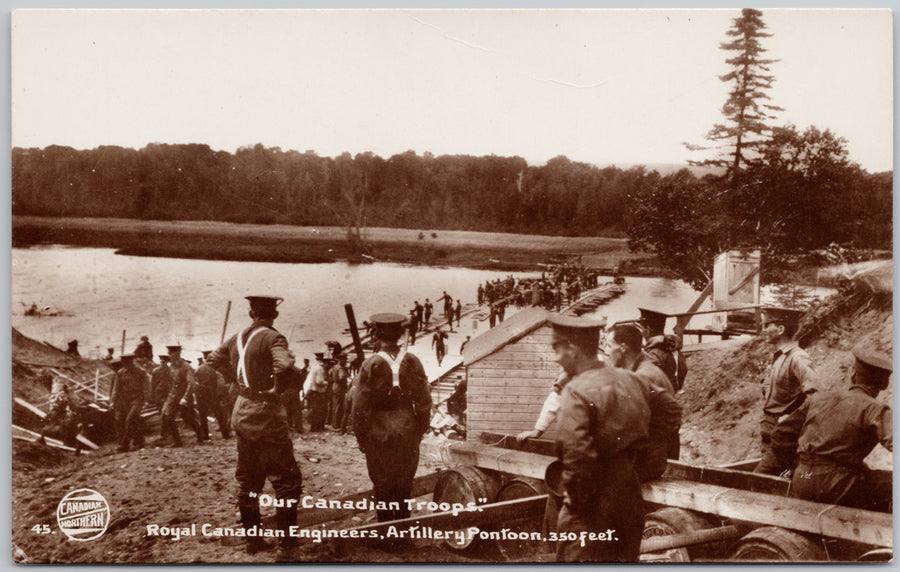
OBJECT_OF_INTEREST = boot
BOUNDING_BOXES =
[274,505,299,562]
[239,503,269,555]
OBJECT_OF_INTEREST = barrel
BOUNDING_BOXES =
[641,507,721,562]
[493,477,551,561]
[729,526,826,561]
[432,466,501,553]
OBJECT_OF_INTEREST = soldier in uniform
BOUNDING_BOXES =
[353,313,432,530]
[196,350,231,439]
[135,335,154,361]
[773,344,892,512]
[754,307,821,475]
[207,295,303,561]
[550,315,650,562]
[158,345,203,447]
[639,308,688,392]
[110,353,150,452]
[329,354,349,429]
[605,322,682,481]
[304,353,329,432]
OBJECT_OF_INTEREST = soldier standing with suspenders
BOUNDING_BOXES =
[207,295,303,561]
[352,313,432,542]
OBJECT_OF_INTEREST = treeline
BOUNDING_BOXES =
[12,143,655,236]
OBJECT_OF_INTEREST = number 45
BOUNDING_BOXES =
[30,524,51,534]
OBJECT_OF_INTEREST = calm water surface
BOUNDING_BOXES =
[13,245,817,363]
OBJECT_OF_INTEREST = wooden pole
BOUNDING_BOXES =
[121,330,126,355]
[640,525,742,554]
[94,369,99,400]
[220,300,232,344]
[344,304,365,365]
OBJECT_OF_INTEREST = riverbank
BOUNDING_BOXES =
[13,216,659,273]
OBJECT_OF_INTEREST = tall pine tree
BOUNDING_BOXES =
[688,9,783,177]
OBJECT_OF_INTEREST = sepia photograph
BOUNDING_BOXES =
[9,6,893,564]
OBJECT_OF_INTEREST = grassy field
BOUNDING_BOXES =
[13,216,659,272]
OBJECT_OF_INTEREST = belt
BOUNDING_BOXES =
[797,453,865,472]
[239,388,280,402]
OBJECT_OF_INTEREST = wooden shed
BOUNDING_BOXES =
[461,307,562,441]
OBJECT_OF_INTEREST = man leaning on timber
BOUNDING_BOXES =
[772,344,892,512]
[352,313,432,545]
[207,295,303,561]
[550,314,650,562]
[754,307,821,476]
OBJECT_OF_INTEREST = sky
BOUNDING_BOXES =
[10,7,894,173]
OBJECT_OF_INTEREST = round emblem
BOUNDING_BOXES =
[56,488,110,541]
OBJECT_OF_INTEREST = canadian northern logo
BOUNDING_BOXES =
[56,489,110,541]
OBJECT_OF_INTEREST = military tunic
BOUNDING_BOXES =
[756,342,820,474]
[352,349,431,522]
[632,354,682,482]
[111,364,149,451]
[555,361,650,562]
[207,320,302,507]
[773,385,892,511]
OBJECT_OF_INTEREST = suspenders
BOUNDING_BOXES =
[376,350,407,390]
[236,327,266,389]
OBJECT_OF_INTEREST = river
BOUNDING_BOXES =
[12,245,824,364]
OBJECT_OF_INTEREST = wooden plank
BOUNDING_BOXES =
[477,431,557,457]
[13,397,100,450]
[468,394,549,405]
[11,424,90,454]
[468,412,543,423]
[468,388,553,399]
[422,440,555,480]
[296,472,441,528]
[344,495,547,536]
[49,368,110,401]
[642,478,891,547]
[471,369,558,379]
[468,377,554,388]
[663,460,789,497]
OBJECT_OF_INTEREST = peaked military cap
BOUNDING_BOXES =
[369,313,407,340]
[158,354,170,362]
[852,344,892,376]
[166,344,182,352]
[120,353,135,360]
[549,314,606,349]
[314,352,325,360]
[639,308,668,333]
[245,295,283,312]
[761,307,805,327]
[201,350,212,359]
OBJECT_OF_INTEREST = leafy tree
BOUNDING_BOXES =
[686,8,783,177]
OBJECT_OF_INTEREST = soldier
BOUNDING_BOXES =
[102,347,115,361]
[407,309,419,344]
[414,300,424,325]
[754,307,820,475]
[605,323,682,481]
[423,299,433,325]
[66,339,80,357]
[353,313,432,534]
[773,345,892,512]
[432,328,447,367]
[454,299,462,328]
[134,335,154,361]
[329,354,349,429]
[158,345,203,447]
[639,309,688,392]
[196,350,231,439]
[110,354,149,452]
[303,353,329,432]
[206,295,303,561]
[477,283,484,305]
[550,315,650,562]
[279,358,307,435]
